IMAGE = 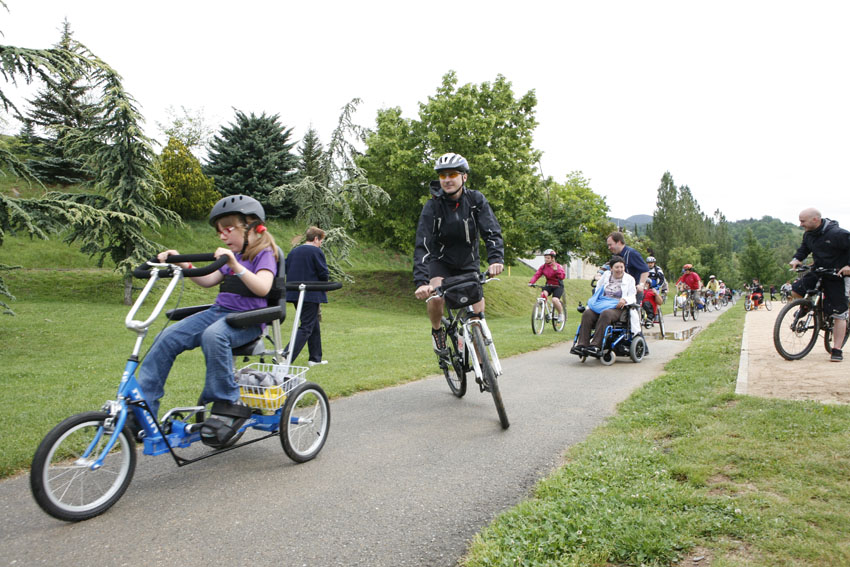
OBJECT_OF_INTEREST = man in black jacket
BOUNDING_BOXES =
[790,207,850,361]
[413,153,504,355]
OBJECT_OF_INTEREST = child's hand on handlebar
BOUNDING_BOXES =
[157,249,191,269]
[214,247,239,272]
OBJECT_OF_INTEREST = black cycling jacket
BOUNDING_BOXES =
[793,218,850,270]
[413,182,504,286]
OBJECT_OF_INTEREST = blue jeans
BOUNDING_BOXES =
[136,305,263,417]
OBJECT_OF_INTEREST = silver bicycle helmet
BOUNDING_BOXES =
[647,256,656,263]
[209,195,266,226]
[434,153,470,173]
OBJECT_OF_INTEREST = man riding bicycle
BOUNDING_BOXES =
[676,264,703,306]
[528,248,566,323]
[705,275,720,305]
[413,153,504,356]
[789,207,850,362]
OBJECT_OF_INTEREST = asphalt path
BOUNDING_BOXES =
[0,305,725,566]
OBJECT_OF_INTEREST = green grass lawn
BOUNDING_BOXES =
[463,306,850,567]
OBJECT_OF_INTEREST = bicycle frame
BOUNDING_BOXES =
[447,306,503,381]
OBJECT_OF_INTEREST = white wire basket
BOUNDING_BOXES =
[237,362,307,411]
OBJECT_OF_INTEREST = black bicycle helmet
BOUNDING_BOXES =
[434,153,470,174]
[209,195,265,227]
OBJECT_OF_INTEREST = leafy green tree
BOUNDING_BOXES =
[358,71,541,263]
[739,228,782,285]
[520,171,615,265]
[23,19,98,185]
[205,110,299,217]
[156,137,219,219]
[272,100,388,281]
[156,105,214,158]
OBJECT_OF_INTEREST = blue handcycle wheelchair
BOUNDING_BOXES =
[570,303,648,365]
[30,251,340,521]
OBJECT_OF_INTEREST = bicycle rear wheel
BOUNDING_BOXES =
[31,411,136,521]
[531,301,545,334]
[471,325,509,429]
[823,317,850,353]
[773,299,819,360]
[551,304,566,332]
[443,325,467,397]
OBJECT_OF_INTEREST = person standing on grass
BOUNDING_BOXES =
[789,207,850,362]
[284,226,330,366]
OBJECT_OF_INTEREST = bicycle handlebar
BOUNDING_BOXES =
[426,273,498,303]
[133,254,227,279]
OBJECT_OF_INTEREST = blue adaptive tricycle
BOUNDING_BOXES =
[30,252,340,521]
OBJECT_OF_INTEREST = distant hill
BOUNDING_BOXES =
[609,214,653,234]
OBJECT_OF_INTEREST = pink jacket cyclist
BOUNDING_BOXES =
[529,249,566,321]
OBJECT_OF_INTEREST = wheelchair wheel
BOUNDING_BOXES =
[629,335,647,363]
[31,411,136,521]
[600,350,615,366]
[280,382,330,463]
[531,301,545,334]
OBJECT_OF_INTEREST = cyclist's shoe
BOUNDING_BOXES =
[831,348,843,362]
[201,401,252,448]
[431,327,449,357]
[557,314,565,324]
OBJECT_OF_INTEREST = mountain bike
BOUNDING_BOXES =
[773,266,849,360]
[529,284,566,334]
[30,253,341,521]
[430,273,509,429]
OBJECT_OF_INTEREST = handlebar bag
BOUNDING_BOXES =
[442,272,483,309]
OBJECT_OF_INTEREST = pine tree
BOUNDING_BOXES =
[156,138,219,219]
[297,127,328,184]
[23,20,99,184]
[205,110,300,217]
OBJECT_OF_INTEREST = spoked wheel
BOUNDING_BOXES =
[764,299,772,311]
[744,299,753,311]
[531,301,545,334]
[471,325,509,429]
[682,304,689,322]
[280,382,330,462]
[773,299,820,360]
[629,335,647,362]
[443,327,467,397]
[552,308,566,332]
[823,317,850,353]
[657,309,666,339]
[31,411,136,521]
[704,300,713,313]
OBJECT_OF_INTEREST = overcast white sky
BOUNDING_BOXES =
[3,0,849,226]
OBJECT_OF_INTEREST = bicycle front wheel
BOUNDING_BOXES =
[31,411,136,521]
[531,301,545,334]
[773,299,819,360]
[691,302,699,320]
[657,309,666,339]
[443,327,467,397]
[823,317,850,354]
[471,325,509,429]
[552,307,566,332]
[682,303,689,321]
[764,299,772,311]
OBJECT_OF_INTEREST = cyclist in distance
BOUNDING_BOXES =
[528,249,566,323]
[676,264,703,305]
[706,275,720,304]
[789,207,850,361]
[749,278,764,308]
[413,153,505,356]
[646,256,666,293]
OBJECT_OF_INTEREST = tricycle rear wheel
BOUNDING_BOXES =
[280,382,330,462]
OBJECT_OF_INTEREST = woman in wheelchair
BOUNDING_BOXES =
[570,255,639,357]
[136,195,280,448]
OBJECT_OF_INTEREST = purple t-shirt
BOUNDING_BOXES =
[214,247,278,311]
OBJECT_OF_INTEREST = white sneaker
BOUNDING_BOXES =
[308,360,328,367]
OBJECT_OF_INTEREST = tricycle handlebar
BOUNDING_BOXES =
[133,254,227,279]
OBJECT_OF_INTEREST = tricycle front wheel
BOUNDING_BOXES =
[280,382,330,462]
[31,411,136,521]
